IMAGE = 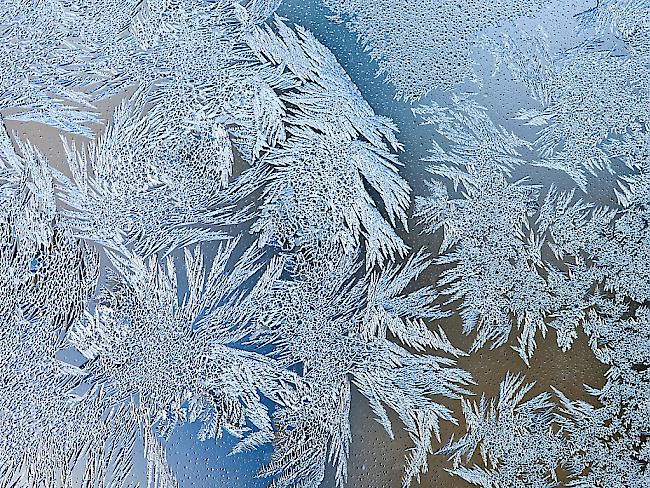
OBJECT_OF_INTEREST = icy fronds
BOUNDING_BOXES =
[254,252,473,487]
[69,241,296,450]
[247,16,409,267]
[578,0,650,55]
[440,373,568,488]
[484,25,650,190]
[555,305,650,487]
[415,157,548,362]
[252,128,408,267]
[413,94,532,179]
[0,0,136,136]
[539,181,650,304]
[246,16,402,151]
[402,97,549,356]
[445,364,650,487]
[0,129,100,325]
[0,313,145,488]
[363,250,464,355]
[55,90,246,257]
[413,97,547,360]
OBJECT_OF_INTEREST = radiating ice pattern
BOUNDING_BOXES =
[1,0,648,487]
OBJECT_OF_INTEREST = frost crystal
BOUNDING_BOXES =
[483,8,650,190]
[416,2,650,483]
[414,95,555,362]
[253,253,473,487]
[440,374,569,488]
[246,16,409,265]
[443,303,650,487]
[70,242,296,452]
[1,0,446,486]
[2,0,649,487]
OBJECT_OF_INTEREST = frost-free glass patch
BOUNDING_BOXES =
[1,0,648,487]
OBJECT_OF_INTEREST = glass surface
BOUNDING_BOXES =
[1,1,648,487]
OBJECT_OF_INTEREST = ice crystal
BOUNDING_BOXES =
[414,94,649,488]
[483,7,650,190]
[0,124,100,325]
[70,241,297,453]
[444,303,650,487]
[440,374,569,488]
[556,303,650,487]
[254,253,473,487]
[578,0,650,55]
[0,314,134,488]
[2,0,649,487]
[0,123,145,488]
[415,88,650,364]
[414,96,558,362]
[55,90,245,257]
[115,0,291,163]
[0,1,104,136]
[246,16,409,266]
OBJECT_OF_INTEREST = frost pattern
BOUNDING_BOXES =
[245,16,410,265]
[421,121,650,482]
[1,0,469,487]
[2,0,649,487]
[441,302,650,487]
[0,123,138,488]
[415,0,650,485]
[70,243,296,453]
[253,252,472,487]
[440,374,569,487]
[414,95,553,362]
[483,3,650,190]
